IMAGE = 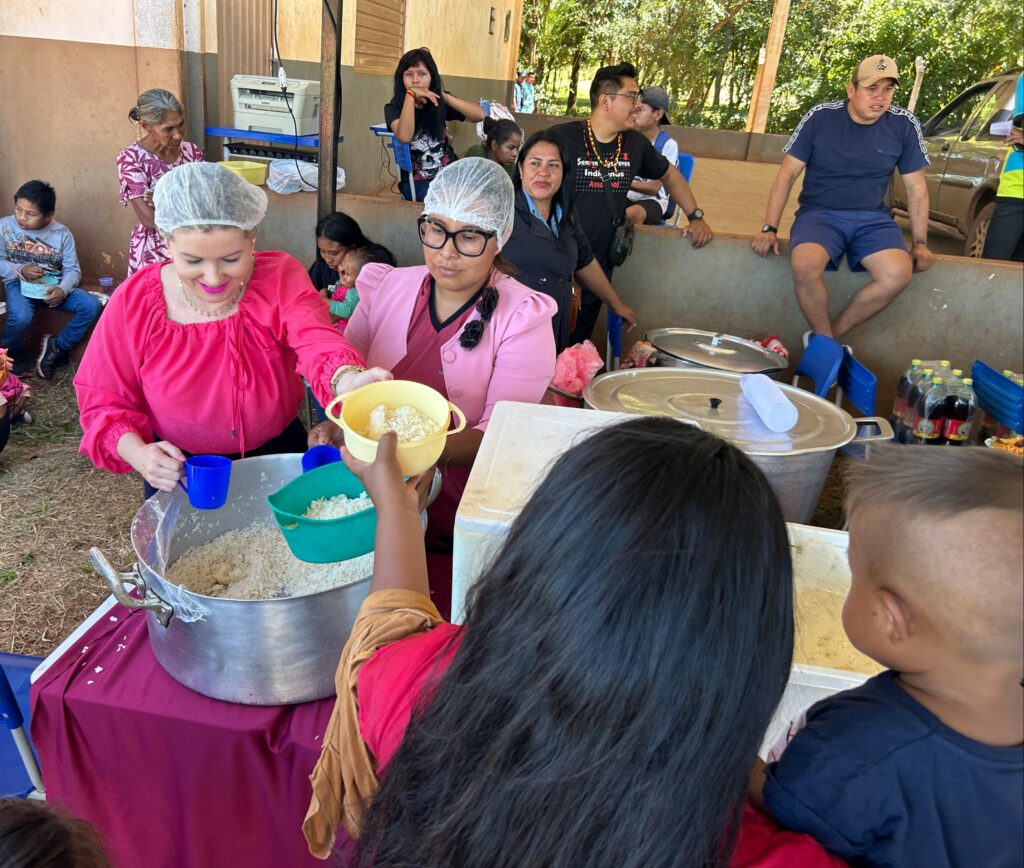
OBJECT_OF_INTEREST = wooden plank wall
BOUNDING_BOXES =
[354,0,406,76]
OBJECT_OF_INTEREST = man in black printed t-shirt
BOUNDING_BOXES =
[549,62,712,343]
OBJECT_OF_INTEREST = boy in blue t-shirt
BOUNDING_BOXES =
[749,446,1023,868]
[0,180,102,379]
[751,55,932,345]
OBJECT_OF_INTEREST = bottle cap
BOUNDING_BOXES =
[963,378,973,386]
[940,360,951,367]
[952,369,963,377]
[911,358,922,365]
[932,377,943,384]
[922,368,933,375]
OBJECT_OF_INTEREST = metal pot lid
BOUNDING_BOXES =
[646,328,787,373]
[584,368,856,455]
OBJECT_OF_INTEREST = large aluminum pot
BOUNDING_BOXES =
[584,369,892,524]
[646,328,787,375]
[90,454,374,706]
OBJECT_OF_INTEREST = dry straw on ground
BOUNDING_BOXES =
[0,367,138,658]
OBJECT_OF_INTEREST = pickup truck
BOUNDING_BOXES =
[889,71,1019,256]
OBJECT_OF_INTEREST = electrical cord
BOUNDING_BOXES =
[269,0,343,195]
[272,0,316,191]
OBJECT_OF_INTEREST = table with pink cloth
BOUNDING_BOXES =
[30,602,351,868]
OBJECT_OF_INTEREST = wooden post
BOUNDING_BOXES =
[318,0,343,219]
[745,0,791,134]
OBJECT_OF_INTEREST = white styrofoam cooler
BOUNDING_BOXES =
[452,401,871,753]
[452,401,644,623]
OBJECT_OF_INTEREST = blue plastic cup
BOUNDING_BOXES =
[302,444,342,473]
[178,455,232,509]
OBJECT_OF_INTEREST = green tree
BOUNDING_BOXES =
[520,0,1023,131]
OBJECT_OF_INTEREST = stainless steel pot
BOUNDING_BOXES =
[646,328,787,375]
[584,368,892,524]
[90,454,415,706]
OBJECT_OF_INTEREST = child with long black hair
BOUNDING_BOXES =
[463,117,522,176]
[386,47,486,201]
[304,419,843,867]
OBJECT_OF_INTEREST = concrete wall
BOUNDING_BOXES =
[1,0,518,278]
[514,112,791,163]
[0,0,184,280]
[259,192,1024,413]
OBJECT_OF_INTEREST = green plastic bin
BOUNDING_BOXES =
[267,462,377,564]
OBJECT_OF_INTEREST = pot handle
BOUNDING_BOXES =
[90,547,174,628]
[851,416,895,444]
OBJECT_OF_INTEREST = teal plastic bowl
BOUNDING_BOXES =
[267,462,376,564]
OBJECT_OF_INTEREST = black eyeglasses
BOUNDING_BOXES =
[607,91,642,103]
[418,216,496,257]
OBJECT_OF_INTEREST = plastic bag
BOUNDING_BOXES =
[143,489,210,623]
[267,159,346,195]
[621,341,656,369]
[550,340,604,407]
[474,101,516,143]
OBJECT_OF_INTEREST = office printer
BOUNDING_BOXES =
[231,75,321,136]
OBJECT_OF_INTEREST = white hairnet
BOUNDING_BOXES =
[422,158,515,249]
[154,162,268,234]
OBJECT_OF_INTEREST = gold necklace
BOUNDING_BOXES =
[586,119,623,170]
[178,277,246,319]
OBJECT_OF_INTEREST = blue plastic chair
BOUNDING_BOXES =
[606,311,623,370]
[369,124,417,203]
[792,335,844,398]
[1,655,43,797]
[668,153,696,226]
[835,349,877,416]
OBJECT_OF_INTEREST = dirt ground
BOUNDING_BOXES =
[0,369,137,658]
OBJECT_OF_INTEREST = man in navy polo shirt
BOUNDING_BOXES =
[752,55,932,343]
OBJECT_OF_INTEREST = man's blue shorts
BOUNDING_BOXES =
[790,209,906,272]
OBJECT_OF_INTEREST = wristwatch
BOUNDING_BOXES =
[761,224,779,234]
[687,208,704,222]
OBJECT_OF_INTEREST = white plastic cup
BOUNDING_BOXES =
[740,373,799,433]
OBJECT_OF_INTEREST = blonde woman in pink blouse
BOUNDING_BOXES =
[76,162,389,497]
[317,158,557,615]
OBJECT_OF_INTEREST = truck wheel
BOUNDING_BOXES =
[965,202,995,258]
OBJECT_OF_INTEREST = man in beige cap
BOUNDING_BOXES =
[751,55,932,346]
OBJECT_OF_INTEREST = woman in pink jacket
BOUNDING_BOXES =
[75,162,389,497]
[326,158,557,615]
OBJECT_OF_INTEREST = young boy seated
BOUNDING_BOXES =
[750,445,1023,867]
[0,180,102,379]
[323,246,378,335]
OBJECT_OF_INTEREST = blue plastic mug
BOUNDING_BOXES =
[302,444,342,473]
[178,455,232,509]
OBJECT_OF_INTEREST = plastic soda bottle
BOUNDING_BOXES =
[892,359,922,426]
[912,377,947,445]
[904,367,935,442]
[943,378,975,446]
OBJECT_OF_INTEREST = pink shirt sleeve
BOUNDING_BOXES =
[477,291,557,430]
[74,281,154,472]
[274,255,366,406]
[344,262,392,359]
[116,145,149,205]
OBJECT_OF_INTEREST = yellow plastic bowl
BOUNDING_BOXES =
[218,160,268,185]
[325,380,466,476]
